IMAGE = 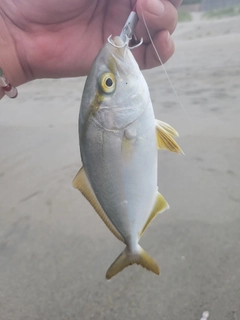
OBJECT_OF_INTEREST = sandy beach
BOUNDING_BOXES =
[0,14,240,320]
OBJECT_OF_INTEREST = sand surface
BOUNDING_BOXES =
[0,15,240,320]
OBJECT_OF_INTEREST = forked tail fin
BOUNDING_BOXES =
[106,246,160,279]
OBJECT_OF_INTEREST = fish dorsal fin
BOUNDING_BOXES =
[140,192,169,237]
[72,167,125,243]
[155,119,183,154]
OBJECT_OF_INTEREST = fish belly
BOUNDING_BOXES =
[80,102,157,245]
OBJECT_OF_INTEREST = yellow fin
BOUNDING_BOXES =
[72,167,125,243]
[106,246,160,279]
[156,120,179,137]
[156,120,183,154]
[140,192,169,237]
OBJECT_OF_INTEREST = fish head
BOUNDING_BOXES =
[79,36,150,133]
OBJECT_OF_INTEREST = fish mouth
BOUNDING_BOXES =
[108,36,131,63]
[107,41,136,78]
[108,36,128,50]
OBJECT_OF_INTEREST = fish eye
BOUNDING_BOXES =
[106,78,113,87]
[99,73,116,94]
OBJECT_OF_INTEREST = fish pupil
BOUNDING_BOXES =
[106,78,113,87]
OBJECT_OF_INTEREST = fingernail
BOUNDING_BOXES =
[157,0,165,16]
[165,30,170,43]
[148,0,165,16]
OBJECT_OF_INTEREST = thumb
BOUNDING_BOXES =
[136,0,178,35]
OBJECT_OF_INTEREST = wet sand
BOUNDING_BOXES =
[0,15,240,320]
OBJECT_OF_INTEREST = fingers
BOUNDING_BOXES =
[133,29,175,70]
[133,0,178,70]
[136,0,178,38]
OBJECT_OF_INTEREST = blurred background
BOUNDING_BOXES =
[0,1,240,319]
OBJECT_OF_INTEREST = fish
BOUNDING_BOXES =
[73,35,182,279]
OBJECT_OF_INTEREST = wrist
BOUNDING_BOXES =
[0,12,27,98]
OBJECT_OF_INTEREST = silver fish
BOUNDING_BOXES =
[73,36,182,279]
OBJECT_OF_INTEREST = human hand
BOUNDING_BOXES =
[0,0,182,88]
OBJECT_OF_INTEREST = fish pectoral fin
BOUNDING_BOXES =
[106,246,160,280]
[72,167,125,243]
[155,119,183,154]
[156,120,179,137]
[140,192,169,237]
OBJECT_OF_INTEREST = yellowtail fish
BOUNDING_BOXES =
[73,36,182,279]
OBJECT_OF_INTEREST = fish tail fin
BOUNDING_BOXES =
[106,246,160,280]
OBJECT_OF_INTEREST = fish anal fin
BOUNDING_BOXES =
[156,120,183,154]
[140,192,169,237]
[72,167,125,243]
[106,246,160,279]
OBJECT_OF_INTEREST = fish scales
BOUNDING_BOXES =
[73,36,182,279]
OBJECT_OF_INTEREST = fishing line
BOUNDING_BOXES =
[139,5,191,121]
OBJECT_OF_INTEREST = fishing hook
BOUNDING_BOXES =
[107,34,143,51]
[107,35,129,48]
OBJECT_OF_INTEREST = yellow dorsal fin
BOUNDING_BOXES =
[72,167,125,243]
[140,192,169,237]
[155,120,183,154]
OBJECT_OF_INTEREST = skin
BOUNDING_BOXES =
[0,0,182,99]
